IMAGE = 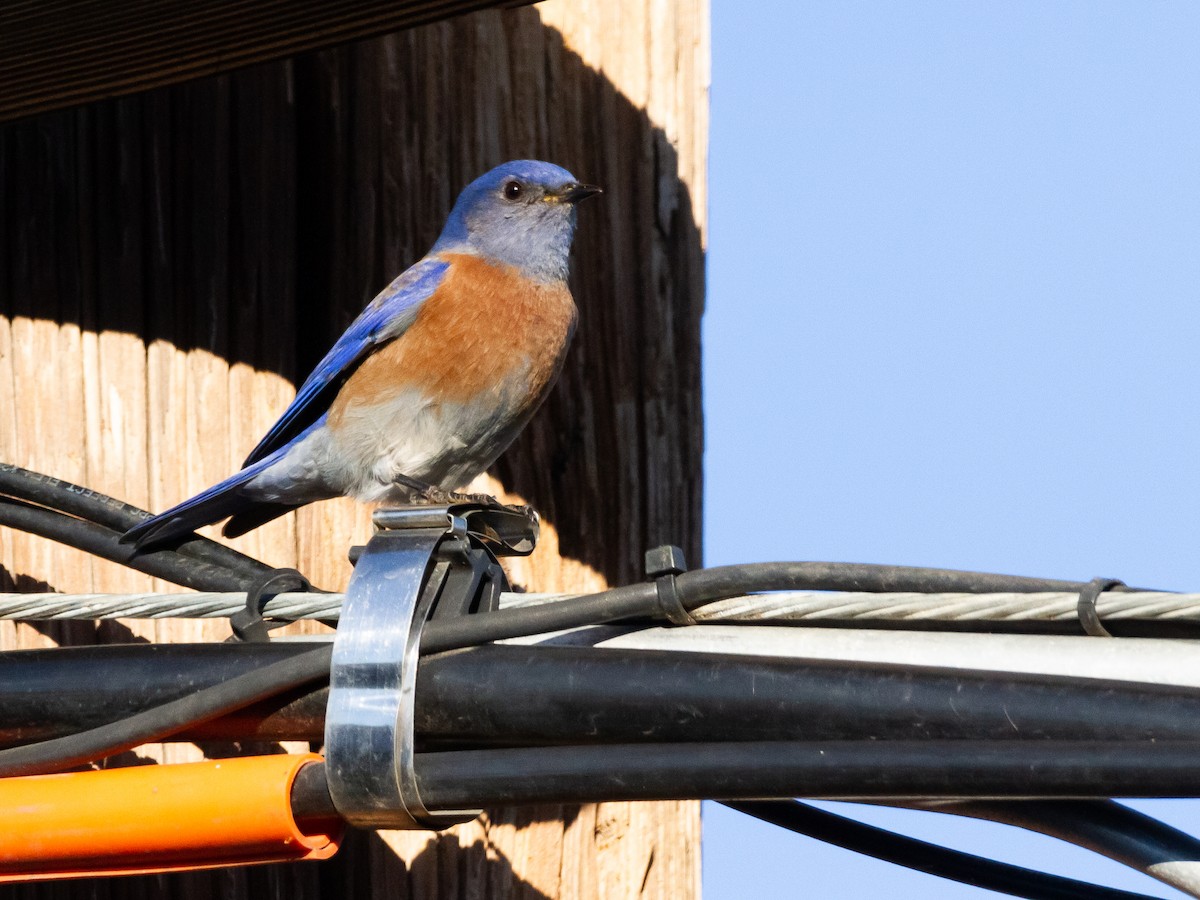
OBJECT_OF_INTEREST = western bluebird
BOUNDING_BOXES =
[122,160,601,549]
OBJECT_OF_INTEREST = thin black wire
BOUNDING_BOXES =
[724,801,1163,900]
[675,562,1140,606]
[421,582,659,652]
[420,563,1158,653]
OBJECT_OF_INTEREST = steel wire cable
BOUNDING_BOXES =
[3,588,1200,633]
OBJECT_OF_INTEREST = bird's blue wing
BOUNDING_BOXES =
[242,256,450,467]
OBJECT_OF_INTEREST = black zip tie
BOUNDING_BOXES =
[645,545,696,626]
[1077,577,1124,638]
[230,567,314,642]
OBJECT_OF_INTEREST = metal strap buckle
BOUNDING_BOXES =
[325,503,534,830]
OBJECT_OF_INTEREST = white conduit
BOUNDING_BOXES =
[520,625,1200,691]
[2,589,1200,624]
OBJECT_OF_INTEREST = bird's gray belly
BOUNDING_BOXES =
[323,385,532,501]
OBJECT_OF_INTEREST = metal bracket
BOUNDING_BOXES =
[373,502,539,557]
[324,503,536,830]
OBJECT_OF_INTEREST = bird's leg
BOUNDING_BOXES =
[392,473,504,508]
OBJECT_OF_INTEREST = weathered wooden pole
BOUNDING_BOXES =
[0,1,707,895]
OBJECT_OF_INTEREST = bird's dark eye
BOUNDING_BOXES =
[504,181,523,200]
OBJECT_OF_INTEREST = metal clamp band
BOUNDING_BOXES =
[324,506,482,830]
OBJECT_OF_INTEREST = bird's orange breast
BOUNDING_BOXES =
[329,253,577,425]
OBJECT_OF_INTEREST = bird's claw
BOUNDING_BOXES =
[415,485,506,509]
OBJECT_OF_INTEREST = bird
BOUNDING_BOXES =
[122,160,601,549]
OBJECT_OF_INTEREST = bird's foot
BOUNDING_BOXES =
[418,486,508,509]
[388,475,538,555]
[390,474,507,509]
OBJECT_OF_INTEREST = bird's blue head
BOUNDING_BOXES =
[432,160,602,282]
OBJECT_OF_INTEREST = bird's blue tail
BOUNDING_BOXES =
[121,456,287,549]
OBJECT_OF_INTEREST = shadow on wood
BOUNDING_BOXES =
[0,828,559,900]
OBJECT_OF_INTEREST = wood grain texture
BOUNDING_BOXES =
[0,0,706,895]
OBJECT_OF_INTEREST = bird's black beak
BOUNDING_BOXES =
[559,183,603,204]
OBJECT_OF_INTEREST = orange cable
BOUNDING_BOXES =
[0,753,340,882]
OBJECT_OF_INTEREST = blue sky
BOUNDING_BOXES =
[701,1,1200,897]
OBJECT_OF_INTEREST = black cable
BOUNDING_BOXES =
[0,643,322,745]
[0,463,271,583]
[290,760,339,823]
[674,562,1151,608]
[12,643,1200,748]
[0,463,164,533]
[928,799,1200,884]
[0,496,250,591]
[413,645,1200,746]
[0,643,331,777]
[723,800,1162,900]
[413,740,1200,807]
